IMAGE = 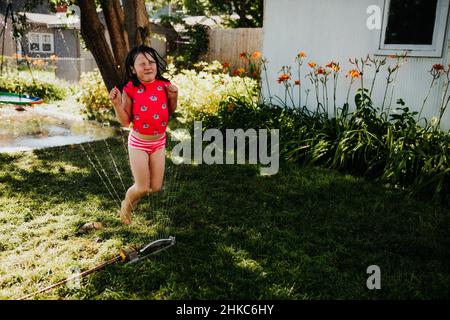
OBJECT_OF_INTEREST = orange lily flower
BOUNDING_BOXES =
[277,74,291,83]
[346,69,360,78]
[251,51,262,60]
[316,67,326,75]
[432,64,445,72]
[237,67,246,75]
[240,52,248,59]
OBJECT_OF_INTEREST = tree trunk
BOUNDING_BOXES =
[99,0,129,73]
[123,0,152,48]
[77,0,121,91]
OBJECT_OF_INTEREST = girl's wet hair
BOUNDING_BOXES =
[123,45,169,89]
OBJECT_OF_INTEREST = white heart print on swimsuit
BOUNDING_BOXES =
[140,105,148,112]
[150,95,157,101]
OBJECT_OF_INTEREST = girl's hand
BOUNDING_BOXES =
[166,84,178,99]
[166,84,178,118]
[109,86,122,107]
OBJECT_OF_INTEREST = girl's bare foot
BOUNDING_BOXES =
[120,200,132,225]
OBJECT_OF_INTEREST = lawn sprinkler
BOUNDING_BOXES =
[19,236,176,300]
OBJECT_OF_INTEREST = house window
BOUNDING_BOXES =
[28,32,54,53]
[375,0,450,57]
[29,33,40,51]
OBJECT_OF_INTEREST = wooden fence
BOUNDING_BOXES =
[206,28,263,69]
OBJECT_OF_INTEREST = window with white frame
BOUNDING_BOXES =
[28,32,54,53]
[375,0,450,57]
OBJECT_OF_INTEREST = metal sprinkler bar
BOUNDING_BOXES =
[19,236,176,300]
[120,236,176,263]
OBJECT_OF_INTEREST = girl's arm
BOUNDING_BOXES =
[166,84,178,116]
[109,87,132,127]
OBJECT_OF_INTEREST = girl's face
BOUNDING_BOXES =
[132,52,157,83]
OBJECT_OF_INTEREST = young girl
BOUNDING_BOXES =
[109,45,178,224]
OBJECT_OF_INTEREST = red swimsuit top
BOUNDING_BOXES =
[122,79,170,135]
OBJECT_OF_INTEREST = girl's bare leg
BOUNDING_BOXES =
[121,146,166,225]
[149,147,166,193]
[121,147,151,224]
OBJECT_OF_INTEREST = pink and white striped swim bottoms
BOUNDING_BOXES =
[128,132,166,155]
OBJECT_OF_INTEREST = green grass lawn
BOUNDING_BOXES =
[0,131,449,299]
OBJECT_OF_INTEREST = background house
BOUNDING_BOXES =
[261,0,450,130]
[0,1,175,82]
[0,1,79,60]
[20,11,82,82]
[0,1,85,81]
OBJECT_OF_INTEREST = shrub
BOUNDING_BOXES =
[0,74,66,101]
[201,88,449,204]
[76,63,258,125]
[256,51,449,204]
[169,61,259,123]
[77,70,116,124]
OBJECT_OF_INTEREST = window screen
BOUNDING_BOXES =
[385,0,438,45]
[42,35,52,52]
[29,34,40,51]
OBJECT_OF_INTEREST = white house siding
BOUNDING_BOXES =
[262,0,450,130]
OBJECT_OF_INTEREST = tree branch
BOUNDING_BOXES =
[77,0,121,91]
[99,0,129,72]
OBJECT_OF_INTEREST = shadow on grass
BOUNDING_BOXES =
[1,131,449,299]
